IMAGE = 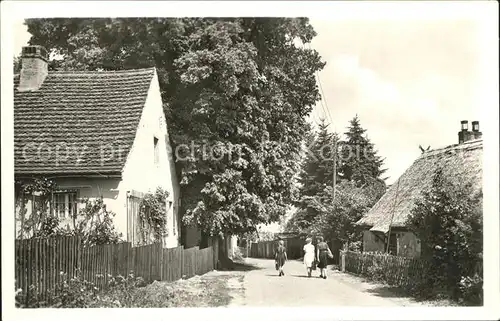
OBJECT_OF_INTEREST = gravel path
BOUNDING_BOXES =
[231,258,430,307]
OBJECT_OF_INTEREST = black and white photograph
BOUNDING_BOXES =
[2,1,499,320]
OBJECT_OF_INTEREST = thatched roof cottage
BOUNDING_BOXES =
[356,121,483,257]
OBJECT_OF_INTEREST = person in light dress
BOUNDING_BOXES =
[303,237,315,277]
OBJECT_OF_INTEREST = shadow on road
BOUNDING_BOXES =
[364,285,414,299]
[232,262,264,272]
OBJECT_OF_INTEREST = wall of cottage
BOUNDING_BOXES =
[362,230,386,253]
[362,230,421,257]
[396,231,421,258]
[121,70,181,248]
[15,177,124,238]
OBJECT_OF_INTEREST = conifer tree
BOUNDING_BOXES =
[339,115,387,186]
[299,118,339,197]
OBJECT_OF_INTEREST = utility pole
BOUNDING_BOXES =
[332,137,337,202]
[386,178,401,254]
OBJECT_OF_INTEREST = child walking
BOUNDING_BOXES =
[275,240,287,276]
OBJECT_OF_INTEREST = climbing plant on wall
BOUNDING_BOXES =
[138,187,170,244]
[15,177,57,239]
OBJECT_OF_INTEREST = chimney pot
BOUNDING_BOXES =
[472,121,482,140]
[460,120,468,131]
[471,121,479,132]
[458,120,482,144]
[18,45,49,92]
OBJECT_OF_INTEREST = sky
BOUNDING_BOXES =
[12,15,486,185]
[307,18,485,184]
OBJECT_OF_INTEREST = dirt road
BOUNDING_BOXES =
[230,258,427,307]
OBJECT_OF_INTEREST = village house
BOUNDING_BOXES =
[356,120,483,257]
[14,45,181,248]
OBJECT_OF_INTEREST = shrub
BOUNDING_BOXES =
[73,197,123,246]
[138,188,170,244]
[95,272,147,307]
[15,270,146,308]
[15,285,43,308]
[52,271,99,308]
[15,177,123,245]
[38,216,62,237]
[407,167,483,303]
[15,177,57,239]
[458,273,483,306]
[365,254,386,282]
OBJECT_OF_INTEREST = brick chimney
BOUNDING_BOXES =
[458,120,478,144]
[18,45,48,92]
[471,121,482,140]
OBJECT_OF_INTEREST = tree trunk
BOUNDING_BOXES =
[217,235,234,270]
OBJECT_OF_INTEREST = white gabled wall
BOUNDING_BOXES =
[121,69,181,248]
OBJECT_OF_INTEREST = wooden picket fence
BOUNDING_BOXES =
[15,236,216,301]
[342,250,427,287]
[341,250,483,289]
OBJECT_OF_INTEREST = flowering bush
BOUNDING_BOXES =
[15,270,146,308]
[38,216,63,237]
[15,285,44,308]
[52,271,99,308]
[75,197,123,246]
[458,274,483,306]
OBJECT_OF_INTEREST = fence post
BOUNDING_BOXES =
[340,250,346,272]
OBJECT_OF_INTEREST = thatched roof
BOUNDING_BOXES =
[356,139,483,233]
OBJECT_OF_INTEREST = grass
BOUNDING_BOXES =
[95,272,238,308]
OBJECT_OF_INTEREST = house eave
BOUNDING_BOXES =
[358,224,410,233]
[14,171,122,179]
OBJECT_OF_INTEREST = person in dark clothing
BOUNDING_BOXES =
[275,240,287,276]
[315,236,333,279]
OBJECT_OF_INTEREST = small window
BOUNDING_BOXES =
[53,191,78,218]
[154,137,159,164]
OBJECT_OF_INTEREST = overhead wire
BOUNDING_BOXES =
[303,41,338,201]
[306,42,334,132]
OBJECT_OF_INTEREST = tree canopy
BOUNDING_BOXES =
[24,18,325,236]
[286,116,386,246]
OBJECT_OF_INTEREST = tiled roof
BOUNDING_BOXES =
[14,68,156,175]
[356,139,483,233]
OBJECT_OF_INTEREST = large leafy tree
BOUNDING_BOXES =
[25,18,325,236]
